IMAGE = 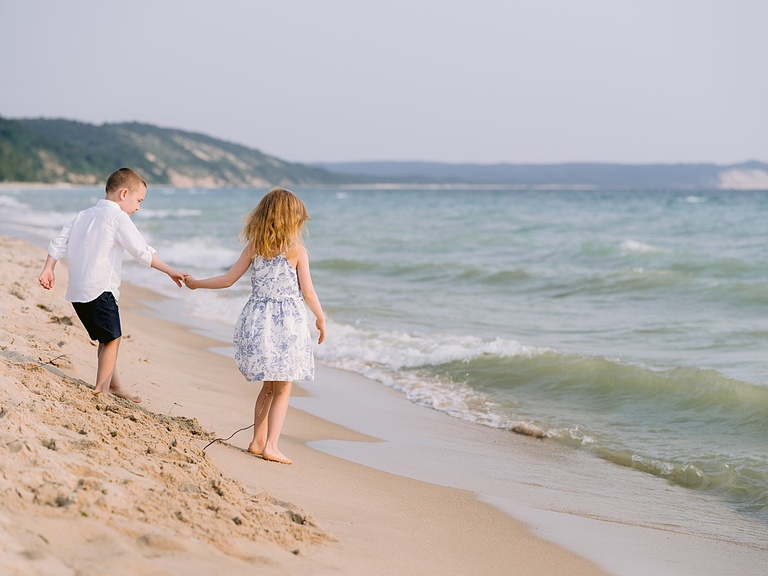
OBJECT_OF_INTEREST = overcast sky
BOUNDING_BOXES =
[1,1,765,165]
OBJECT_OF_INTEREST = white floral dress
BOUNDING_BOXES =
[233,254,314,382]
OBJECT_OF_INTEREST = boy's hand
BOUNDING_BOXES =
[39,256,57,290]
[167,269,185,287]
[183,274,198,290]
[39,269,55,290]
[150,255,185,288]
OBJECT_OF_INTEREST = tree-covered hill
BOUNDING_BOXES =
[3,116,766,189]
[0,117,348,187]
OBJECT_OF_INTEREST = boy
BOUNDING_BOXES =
[38,167,185,403]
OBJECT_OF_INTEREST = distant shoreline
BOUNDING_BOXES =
[4,180,768,191]
[315,160,768,190]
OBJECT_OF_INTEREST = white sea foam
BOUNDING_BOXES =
[135,208,204,219]
[8,210,75,228]
[620,239,661,254]
[321,349,518,429]
[180,288,249,326]
[0,194,27,209]
[157,237,241,270]
[308,321,551,430]
[315,322,547,371]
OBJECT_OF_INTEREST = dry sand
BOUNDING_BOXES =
[0,235,610,575]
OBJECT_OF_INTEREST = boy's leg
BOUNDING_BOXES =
[249,382,274,455]
[107,360,141,403]
[94,338,120,394]
[94,338,141,403]
[262,381,293,464]
[74,293,139,401]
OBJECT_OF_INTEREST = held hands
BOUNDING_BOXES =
[151,255,186,288]
[168,268,186,288]
[182,274,198,290]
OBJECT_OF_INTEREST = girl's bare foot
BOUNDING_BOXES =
[261,450,292,465]
[118,392,142,403]
[248,442,263,456]
[110,386,142,403]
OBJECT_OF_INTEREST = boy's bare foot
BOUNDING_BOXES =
[261,451,292,465]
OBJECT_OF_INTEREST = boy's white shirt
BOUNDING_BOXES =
[48,199,156,303]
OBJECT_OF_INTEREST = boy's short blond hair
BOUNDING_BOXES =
[106,168,147,195]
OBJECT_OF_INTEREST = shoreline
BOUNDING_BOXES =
[126,262,768,574]
[0,236,611,575]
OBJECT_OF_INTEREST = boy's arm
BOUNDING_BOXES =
[184,246,252,290]
[114,213,184,286]
[151,254,185,287]
[40,220,72,290]
[115,213,158,268]
[39,255,58,290]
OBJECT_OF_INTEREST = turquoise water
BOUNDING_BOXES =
[2,185,767,536]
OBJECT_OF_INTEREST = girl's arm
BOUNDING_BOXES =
[184,246,252,290]
[294,246,326,344]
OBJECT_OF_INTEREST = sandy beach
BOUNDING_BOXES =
[0,235,613,575]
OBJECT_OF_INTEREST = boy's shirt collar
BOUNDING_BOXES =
[98,198,120,209]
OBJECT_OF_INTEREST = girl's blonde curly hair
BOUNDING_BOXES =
[240,187,309,259]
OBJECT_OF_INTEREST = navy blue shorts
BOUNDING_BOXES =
[72,292,122,343]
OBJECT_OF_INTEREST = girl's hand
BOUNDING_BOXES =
[315,318,326,344]
[183,275,198,290]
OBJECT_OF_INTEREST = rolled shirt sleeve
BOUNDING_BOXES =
[48,220,73,261]
[115,211,157,267]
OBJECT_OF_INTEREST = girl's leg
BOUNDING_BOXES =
[248,382,274,455]
[262,380,293,464]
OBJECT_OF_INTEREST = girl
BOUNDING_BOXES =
[184,187,326,464]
